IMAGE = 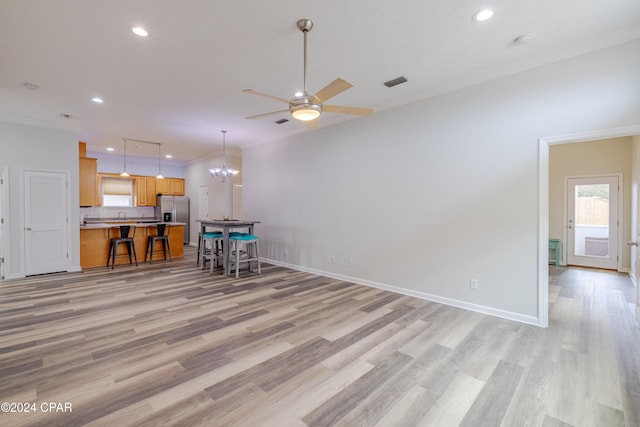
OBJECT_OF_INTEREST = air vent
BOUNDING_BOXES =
[275,118,289,124]
[383,76,408,88]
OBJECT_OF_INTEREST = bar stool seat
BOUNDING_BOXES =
[107,225,138,269]
[145,223,172,264]
[229,234,261,278]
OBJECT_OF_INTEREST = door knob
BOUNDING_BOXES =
[627,241,638,246]
[25,227,32,230]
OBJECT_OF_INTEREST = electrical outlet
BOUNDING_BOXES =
[284,248,288,256]
[470,279,478,290]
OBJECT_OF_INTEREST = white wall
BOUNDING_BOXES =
[0,120,80,278]
[243,39,640,324]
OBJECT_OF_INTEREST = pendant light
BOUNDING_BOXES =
[120,138,130,177]
[156,143,164,179]
[208,130,239,182]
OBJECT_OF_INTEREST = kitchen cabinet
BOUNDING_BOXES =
[156,177,185,196]
[136,176,157,206]
[79,157,99,206]
[170,178,185,196]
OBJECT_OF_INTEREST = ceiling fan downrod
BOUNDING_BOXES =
[297,19,313,95]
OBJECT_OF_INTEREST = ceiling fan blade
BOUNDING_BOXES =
[314,78,353,103]
[323,105,373,116]
[246,109,290,120]
[242,89,291,104]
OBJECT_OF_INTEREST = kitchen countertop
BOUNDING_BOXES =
[80,222,185,229]
[83,217,159,223]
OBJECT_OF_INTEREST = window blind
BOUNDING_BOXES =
[102,177,133,196]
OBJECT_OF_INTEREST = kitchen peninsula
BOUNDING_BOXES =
[80,221,184,268]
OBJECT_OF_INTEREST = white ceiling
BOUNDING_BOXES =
[1,0,639,163]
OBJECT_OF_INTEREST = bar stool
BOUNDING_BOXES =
[229,234,261,278]
[201,231,223,272]
[107,225,138,269]
[145,223,172,264]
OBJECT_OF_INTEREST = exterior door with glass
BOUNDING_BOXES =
[566,175,620,270]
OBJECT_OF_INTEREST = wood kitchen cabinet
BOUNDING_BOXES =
[170,178,185,196]
[156,177,185,196]
[136,176,157,206]
[79,157,100,206]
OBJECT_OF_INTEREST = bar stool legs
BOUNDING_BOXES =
[229,234,261,278]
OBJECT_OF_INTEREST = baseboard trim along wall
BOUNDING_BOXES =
[264,258,541,327]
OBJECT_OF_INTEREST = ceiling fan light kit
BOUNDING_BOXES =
[290,98,322,121]
[243,18,373,123]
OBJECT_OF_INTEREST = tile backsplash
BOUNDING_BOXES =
[81,206,155,220]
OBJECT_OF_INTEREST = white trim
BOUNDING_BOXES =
[264,258,539,326]
[0,166,8,280]
[539,124,640,329]
[538,139,550,327]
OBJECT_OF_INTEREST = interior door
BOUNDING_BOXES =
[566,175,619,270]
[24,170,69,275]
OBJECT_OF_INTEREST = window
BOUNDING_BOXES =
[102,177,133,207]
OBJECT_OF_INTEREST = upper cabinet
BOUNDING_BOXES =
[136,176,157,206]
[79,157,99,206]
[170,178,185,196]
[156,177,184,196]
[79,142,100,206]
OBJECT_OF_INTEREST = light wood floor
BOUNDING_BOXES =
[1,249,639,426]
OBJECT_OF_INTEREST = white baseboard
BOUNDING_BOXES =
[264,258,541,327]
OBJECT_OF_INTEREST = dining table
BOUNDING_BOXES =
[196,219,261,276]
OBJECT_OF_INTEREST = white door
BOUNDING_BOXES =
[566,175,620,270]
[24,170,69,275]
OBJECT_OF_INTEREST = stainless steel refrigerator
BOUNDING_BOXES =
[155,196,189,245]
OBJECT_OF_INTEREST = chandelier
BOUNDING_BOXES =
[208,130,238,182]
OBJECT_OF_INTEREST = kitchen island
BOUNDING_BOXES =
[80,222,185,268]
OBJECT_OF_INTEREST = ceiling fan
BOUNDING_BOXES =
[243,19,373,123]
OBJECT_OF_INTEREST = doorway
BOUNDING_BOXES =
[539,125,640,328]
[566,175,620,270]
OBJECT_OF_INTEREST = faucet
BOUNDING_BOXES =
[117,211,126,219]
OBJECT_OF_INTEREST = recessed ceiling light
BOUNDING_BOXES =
[165,154,172,159]
[472,9,494,22]
[132,27,148,37]
[294,91,304,97]
[23,82,39,90]
[91,97,104,103]
[106,147,115,152]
